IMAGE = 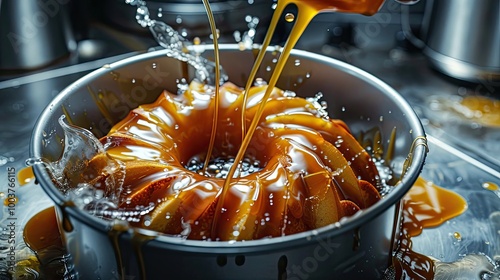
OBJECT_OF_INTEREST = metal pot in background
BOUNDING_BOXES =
[0,0,75,71]
[421,0,500,83]
[101,0,273,40]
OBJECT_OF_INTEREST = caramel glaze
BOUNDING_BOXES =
[22,207,72,279]
[86,81,381,241]
[23,207,64,256]
[392,177,468,279]
[215,0,385,238]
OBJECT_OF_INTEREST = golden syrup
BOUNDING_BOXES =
[22,207,140,280]
[392,177,468,279]
[23,207,63,254]
[108,220,130,280]
[10,256,40,280]
[402,177,467,236]
[131,230,157,280]
[482,181,499,191]
[385,127,397,163]
[201,0,221,174]
[3,195,18,206]
[88,86,116,127]
[22,207,71,279]
[430,95,500,128]
[213,0,385,237]
[17,166,35,186]
[459,96,500,127]
[482,181,500,199]
[60,201,75,232]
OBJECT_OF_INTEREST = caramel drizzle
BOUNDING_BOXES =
[201,0,221,174]
[211,0,384,239]
[212,1,318,238]
[108,221,129,280]
[131,230,157,280]
[401,136,428,180]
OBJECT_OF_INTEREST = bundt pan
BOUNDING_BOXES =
[31,45,427,279]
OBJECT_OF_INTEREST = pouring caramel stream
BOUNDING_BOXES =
[212,0,384,239]
[201,0,222,174]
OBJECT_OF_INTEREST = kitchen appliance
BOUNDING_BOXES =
[421,0,500,82]
[30,45,427,279]
[102,0,273,39]
[0,0,75,71]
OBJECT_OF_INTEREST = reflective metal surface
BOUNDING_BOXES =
[0,0,74,70]
[102,0,272,38]
[423,0,500,82]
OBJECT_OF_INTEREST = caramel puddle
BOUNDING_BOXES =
[17,166,35,186]
[391,177,468,279]
[459,96,500,127]
[21,207,74,279]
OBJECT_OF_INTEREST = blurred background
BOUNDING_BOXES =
[2,0,427,72]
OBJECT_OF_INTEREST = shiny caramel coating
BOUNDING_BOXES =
[92,81,381,240]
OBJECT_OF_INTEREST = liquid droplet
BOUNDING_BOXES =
[25,157,44,166]
[4,196,18,206]
[285,13,295,22]
[483,182,499,191]
[18,166,35,186]
[0,155,15,166]
[125,0,228,85]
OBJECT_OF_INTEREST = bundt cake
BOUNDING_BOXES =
[86,80,381,241]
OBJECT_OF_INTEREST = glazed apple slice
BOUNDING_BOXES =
[259,123,377,209]
[265,112,381,190]
[146,176,220,235]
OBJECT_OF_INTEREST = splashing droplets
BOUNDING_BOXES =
[285,13,295,22]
